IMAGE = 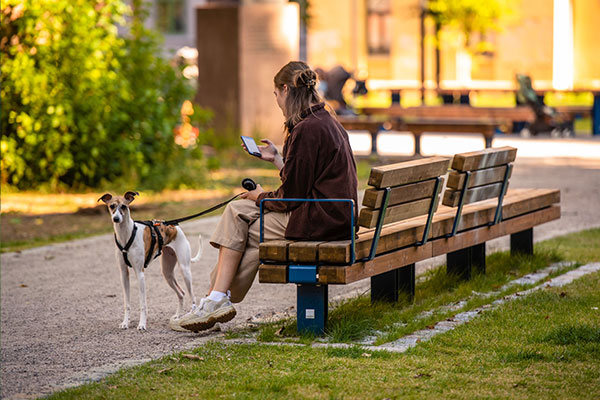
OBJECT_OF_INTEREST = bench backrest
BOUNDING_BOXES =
[359,157,450,228]
[442,146,516,208]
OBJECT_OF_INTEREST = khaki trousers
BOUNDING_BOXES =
[209,199,290,303]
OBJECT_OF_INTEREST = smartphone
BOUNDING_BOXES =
[241,136,262,158]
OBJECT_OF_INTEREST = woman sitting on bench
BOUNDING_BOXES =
[177,61,358,332]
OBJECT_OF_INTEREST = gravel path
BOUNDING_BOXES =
[1,156,599,399]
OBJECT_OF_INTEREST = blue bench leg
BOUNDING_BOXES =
[511,228,533,256]
[371,264,415,303]
[296,284,328,335]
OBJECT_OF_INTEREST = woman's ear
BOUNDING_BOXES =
[283,84,289,94]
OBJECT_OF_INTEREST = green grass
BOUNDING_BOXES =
[263,248,566,345]
[48,263,600,399]
[536,227,600,264]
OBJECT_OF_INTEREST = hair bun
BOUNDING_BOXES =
[294,69,317,88]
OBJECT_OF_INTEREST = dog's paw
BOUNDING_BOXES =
[137,323,147,331]
[120,322,129,329]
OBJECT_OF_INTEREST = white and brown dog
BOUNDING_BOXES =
[99,191,201,331]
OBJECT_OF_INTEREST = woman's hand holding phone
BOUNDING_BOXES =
[241,137,284,170]
[259,139,284,170]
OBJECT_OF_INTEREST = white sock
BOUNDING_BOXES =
[207,290,227,302]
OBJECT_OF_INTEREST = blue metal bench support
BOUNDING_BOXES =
[371,263,415,304]
[446,171,471,238]
[417,177,443,246]
[489,164,513,226]
[296,283,328,335]
[511,228,533,256]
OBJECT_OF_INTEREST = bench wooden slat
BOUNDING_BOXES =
[368,157,450,188]
[442,182,508,207]
[451,146,516,172]
[314,188,559,264]
[258,264,288,284]
[289,241,326,263]
[362,178,442,209]
[258,240,293,262]
[359,197,439,228]
[431,205,560,257]
[314,204,560,285]
[319,243,433,285]
[447,165,512,189]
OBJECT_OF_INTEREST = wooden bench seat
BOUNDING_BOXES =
[259,188,560,283]
[257,147,561,334]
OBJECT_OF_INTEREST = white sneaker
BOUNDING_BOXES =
[179,297,236,332]
[169,302,203,332]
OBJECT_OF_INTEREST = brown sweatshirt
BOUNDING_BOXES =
[256,103,358,240]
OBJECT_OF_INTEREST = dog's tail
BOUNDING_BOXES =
[190,234,203,263]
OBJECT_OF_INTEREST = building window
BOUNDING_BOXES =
[156,0,186,34]
[367,0,391,55]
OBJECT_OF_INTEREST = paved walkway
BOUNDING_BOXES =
[1,153,599,399]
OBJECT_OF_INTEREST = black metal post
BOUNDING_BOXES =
[511,228,534,256]
[470,243,486,275]
[398,263,416,300]
[447,247,471,280]
[371,264,415,303]
[371,269,400,303]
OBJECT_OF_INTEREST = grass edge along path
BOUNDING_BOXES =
[48,262,600,399]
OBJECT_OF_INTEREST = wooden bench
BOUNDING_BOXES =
[360,105,535,123]
[257,147,561,334]
[339,116,501,156]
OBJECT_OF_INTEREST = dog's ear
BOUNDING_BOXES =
[123,191,139,203]
[98,193,113,204]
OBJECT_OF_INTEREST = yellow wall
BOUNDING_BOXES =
[307,0,599,89]
[573,0,600,87]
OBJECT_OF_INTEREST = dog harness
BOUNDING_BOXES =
[114,221,165,269]
[114,224,138,269]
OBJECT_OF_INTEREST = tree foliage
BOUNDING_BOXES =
[1,0,209,190]
[426,0,515,48]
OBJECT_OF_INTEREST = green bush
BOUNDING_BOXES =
[1,0,211,191]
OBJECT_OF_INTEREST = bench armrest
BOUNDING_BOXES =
[259,198,356,265]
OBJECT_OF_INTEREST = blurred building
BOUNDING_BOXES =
[145,0,599,91]
[306,0,600,91]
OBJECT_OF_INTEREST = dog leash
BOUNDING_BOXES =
[163,178,257,226]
